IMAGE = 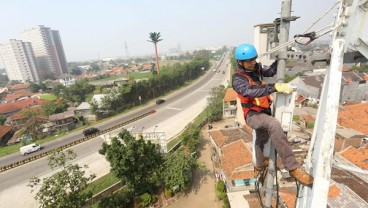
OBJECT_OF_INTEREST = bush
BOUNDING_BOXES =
[222,194,230,208]
[98,188,133,208]
[164,187,173,198]
[140,193,156,207]
[307,122,315,129]
[216,180,226,200]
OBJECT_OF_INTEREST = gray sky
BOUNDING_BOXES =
[0,0,342,64]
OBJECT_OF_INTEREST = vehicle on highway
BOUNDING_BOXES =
[156,99,165,105]
[20,143,42,156]
[213,68,216,72]
[222,71,225,74]
[83,127,100,136]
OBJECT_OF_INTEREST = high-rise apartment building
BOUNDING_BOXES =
[0,39,39,83]
[20,25,68,79]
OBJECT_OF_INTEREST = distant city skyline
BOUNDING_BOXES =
[0,0,360,68]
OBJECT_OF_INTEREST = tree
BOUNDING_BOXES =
[28,149,96,208]
[148,32,163,74]
[63,80,95,104]
[0,115,6,125]
[29,83,41,93]
[42,98,69,116]
[207,85,226,122]
[99,129,164,195]
[52,84,65,97]
[163,150,196,193]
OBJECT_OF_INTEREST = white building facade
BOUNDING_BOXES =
[0,39,39,83]
[20,25,68,79]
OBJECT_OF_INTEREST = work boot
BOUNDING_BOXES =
[254,157,269,172]
[289,168,314,187]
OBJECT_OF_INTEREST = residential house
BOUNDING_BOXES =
[49,109,76,132]
[75,102,96,121]
[334,128,365,152]
[223,88,237,119]
[7,83,30,93]
[59,74,75,87]
[0,125,13,146]
[208,127,255,192]
[337,102,368,135]
[0,97,45,117]
[296,72,368,104]
[2,89,33,103]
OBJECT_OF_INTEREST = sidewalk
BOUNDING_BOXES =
[163,119,237,208]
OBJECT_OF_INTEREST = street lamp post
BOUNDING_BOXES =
[153,125,158,139]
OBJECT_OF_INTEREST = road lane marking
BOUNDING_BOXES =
[166,107,182,111]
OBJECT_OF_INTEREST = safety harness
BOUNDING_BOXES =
[235,70,272,118]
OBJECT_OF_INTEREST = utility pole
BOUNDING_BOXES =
[264,0,293,207]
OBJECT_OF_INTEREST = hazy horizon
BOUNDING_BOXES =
[0,0,344,67]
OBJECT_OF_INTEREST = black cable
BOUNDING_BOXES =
[275,149,279,208]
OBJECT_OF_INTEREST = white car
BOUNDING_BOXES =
[20,143,43,156]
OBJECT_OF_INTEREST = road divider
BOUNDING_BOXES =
[0,110,156,173]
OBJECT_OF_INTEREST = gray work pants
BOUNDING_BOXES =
[246,111,299,171]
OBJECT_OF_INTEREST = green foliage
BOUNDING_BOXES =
[29,83,41,93]
[285,72,304,83]
[52,84,65,97]
[293,115,301,125]
[100,129,164,195]
[0,73,8,87]
[222,194,230,208]
[164,187,173,198]
[28,150,96,208]
[216,180,226,200]
[207,85,226,122]
[98,188,133,208]
[180,123,201,153]
[139,193,156,207]
[307,122,315,129]
[0,115,6,125]
[42,99,69,116]
[99,58,210,114]
[63,79,95,104]
[147,32,163,43]
[351,64,368,73]
[163,150,197,193]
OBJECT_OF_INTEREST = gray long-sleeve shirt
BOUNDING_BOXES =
[232,62,278,98]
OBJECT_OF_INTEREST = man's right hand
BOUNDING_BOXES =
[274,83,293,94]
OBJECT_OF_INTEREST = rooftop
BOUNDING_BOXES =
[339,145,368,170]
[223,88,238,102]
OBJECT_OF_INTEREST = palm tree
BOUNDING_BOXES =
[148,32,163,74]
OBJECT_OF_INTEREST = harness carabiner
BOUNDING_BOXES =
[294,31,317,46]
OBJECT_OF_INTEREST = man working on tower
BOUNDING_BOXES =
[232,43,313,186]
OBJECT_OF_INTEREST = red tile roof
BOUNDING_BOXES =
[0,125,12,138]
[4,89,33,102]
[340,145,368,170]
[220,140,253,180]
[224,88,238,102]
[338,103,368,135]
[328,184,340,198]
[7,83,30,91]
[0,98,45,115]
[279,187,297,208]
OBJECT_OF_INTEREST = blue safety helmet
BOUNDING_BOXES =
[234,43,258,60]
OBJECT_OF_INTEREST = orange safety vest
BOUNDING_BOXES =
[236,71,272,118]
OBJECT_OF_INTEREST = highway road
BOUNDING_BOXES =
[0,52,231,207]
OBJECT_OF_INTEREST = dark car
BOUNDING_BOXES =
[156,99,165,105]
[83,127,100,136]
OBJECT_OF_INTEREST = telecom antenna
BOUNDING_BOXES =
[124,41,129,58]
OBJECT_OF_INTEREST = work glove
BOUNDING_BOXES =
[274,83,293,94]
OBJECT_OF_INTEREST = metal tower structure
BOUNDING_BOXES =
[124,41,129,58]
[298,1,368,207]
[256,1,368,207]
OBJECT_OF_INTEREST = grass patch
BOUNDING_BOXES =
[125,72,152,80]
[39,93,57,100]
[85,173,120,195]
